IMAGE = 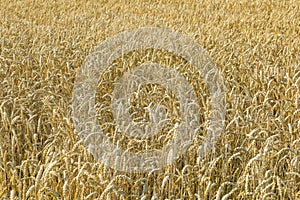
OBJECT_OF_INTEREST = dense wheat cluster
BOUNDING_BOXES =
[0,0,299,199]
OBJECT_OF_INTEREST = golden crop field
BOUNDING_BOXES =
[0,0,299,199]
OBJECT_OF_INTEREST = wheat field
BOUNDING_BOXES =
[0,0,299,199]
